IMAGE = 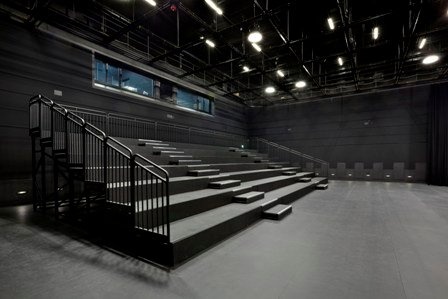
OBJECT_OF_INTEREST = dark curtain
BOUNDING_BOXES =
[427,84,448,186]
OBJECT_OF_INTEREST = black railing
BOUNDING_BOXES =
[64,104,247,147]
[29,95,170,241]
[250,137,330,178]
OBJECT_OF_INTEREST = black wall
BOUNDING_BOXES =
[248,85,431,181]
[0,19,247,204]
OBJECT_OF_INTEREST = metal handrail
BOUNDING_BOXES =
[29,94,170,240]
[255,138,329,165]
[62,103,246,146]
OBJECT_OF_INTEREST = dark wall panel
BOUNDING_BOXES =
[248,85,430,178]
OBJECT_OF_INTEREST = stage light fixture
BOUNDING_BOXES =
[251,43,262,52]
[243,66,250,72]
[327,18,335,30]
[205,39,215,48]
[265,86,276,94]
[295,81,306,88]
[248,31,262,43]
[418,38,427,49]
[277,70,285,77]
[422,54,440,65]
[144,0,157,7]
[373,27,379,40]
[204,0,223,15]
[338,57,344,66]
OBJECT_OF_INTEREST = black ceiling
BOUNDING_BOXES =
[2,0,448,106]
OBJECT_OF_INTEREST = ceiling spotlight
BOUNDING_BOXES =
[422,54,440,65]
[17,191,27,195]
[205,39,215,48]
[243,66,250,72]
[265,86,276,94]
[418,38,427,49]
[251,43,262,52]
[204,0,223,15]
[248,31,263,43]
[277,70,285,77]
[338,57,344,66]
[373,27,379,40]
[144,0,157,6]
[295,81,307,88]
[327,17,335,30]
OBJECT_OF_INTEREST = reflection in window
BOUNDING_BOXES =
[93,57,213,115]
[121,69,153,97]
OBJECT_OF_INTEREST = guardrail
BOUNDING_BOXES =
[250,137,329,178]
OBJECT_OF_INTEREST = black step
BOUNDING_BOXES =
[139,142,170,147]
[233,191,265,204]
[263,204,292,220]
[316,183,329,190]
[298,177,312,182]
[171,160,202,165]
[153,150,185,155]
[208,180,241,189]
[187,169,220,177]
[268,165,283,169]
[282,171,297,176]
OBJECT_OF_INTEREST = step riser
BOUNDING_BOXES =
[135,187,253,227]
[172,207,262,265]
[278,178,328,205]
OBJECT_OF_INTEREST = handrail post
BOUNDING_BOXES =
[130,155,136,225]
[103,137,108,192]
[82,123,86,174]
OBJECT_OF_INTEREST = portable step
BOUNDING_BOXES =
[316,183,329,190]
[263,204,292,220]
[268,165,283,169]
[138,139,163,144]
[233,191,265,204]
[152,146,177,150]
[209,179,241,189]
[187,169,220,177]
[298,177,312,182]
[282,171,297,176]
[140,142,170,147]
[170,155,193,159]
[153,150,185,155]
[171,160,202,165]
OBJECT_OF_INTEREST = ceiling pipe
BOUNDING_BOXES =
[336,0,359,91]
[395,0,423,85]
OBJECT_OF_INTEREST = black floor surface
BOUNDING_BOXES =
[1,181,448,299]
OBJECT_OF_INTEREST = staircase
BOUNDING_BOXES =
[29,94,329,267]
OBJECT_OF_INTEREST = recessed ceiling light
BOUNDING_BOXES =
[243,66,250,72]
[144,0,157,6]
[373,27,379,40]
[418,38,427,49]
[277,70,285,77]
[338,57,344,66]
[422,54,440,65]
[205,39,215,48]
[248,31,262,43]
[327,17,335,30]
[204,0,223,15]
[265,86,276,94]
[251,43,262,52]
[295,81,306,88]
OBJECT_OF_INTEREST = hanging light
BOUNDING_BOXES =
[422,54,440,65]
[204,0,223,15]
[265,86,276,94]
[251,43,262,52]
[248,31,263,43]
[327,17,335,30]
[243,66,250,72]
[295,81,307,88]
[372,27,379,40]
[277,70,285,77]
[144,0,157,6]
[418,38,427,49]
[338,57,344,66]
[205,39,215,48]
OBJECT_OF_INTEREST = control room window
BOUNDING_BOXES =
[121,69,153,97]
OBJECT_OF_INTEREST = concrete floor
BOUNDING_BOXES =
[1,181,448,299]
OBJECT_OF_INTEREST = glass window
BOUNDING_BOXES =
[177,88,197,110]
[93,57,213,114]
[106,64,120,87]
[95,59,106,83]
[121,69,153,97]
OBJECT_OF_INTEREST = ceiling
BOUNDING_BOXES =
[2,0,448,106]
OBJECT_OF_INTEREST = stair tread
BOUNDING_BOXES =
[264,204,292,215]
[168,178,327,243]
[234,191,265,199]
[138,139,163,143]
[168,173,315,205]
